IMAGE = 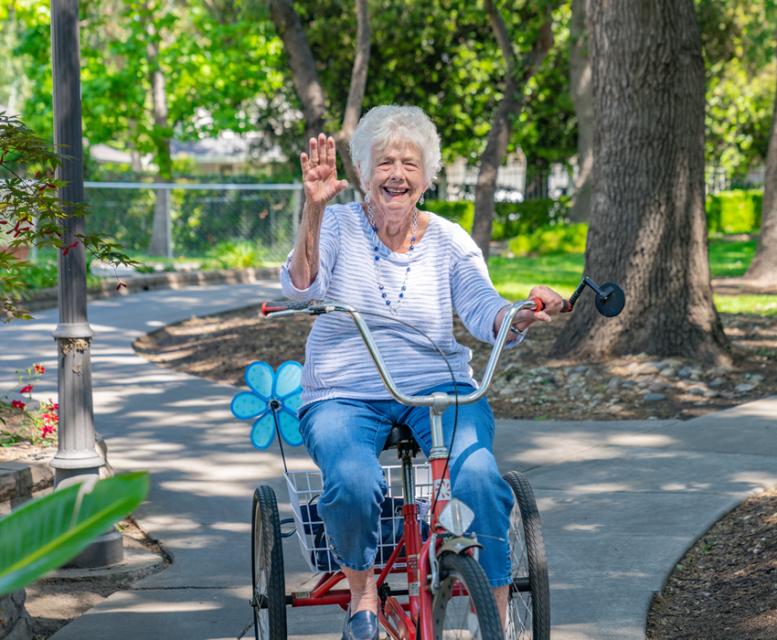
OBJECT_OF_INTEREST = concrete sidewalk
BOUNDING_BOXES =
[1,282,775,640]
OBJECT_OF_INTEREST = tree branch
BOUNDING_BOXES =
[472,1,555,258]
[267,0,327,133]
[340,0,371,139]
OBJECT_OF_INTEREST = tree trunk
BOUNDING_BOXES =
[744,60,777,284]
[268,0,367,192]
[146,22,173,257]
[472,2,553,260]
[551,0,729,363]
[568,0,593,222]
[334,0,370,193]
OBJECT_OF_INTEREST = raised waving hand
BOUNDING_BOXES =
[300,133,349,208]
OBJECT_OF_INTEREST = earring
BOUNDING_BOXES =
[418,193,425,206]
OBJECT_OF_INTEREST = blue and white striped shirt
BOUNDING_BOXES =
[280,202,512,407]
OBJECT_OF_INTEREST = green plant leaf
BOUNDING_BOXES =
[0,471,149,595]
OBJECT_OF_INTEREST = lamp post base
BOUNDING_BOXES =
[51,461,126,569]
[64,529,124,569]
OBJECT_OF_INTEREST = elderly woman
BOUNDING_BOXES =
[281,105,562,639]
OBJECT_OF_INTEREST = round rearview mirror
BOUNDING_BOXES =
[594,282,625,317]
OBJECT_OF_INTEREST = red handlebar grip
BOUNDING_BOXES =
[561,300,573,313]
[261,302,287,316]
[531,296,545,312]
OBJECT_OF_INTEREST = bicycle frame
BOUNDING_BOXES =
[263,298,541,639]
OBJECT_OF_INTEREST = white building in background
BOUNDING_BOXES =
[440,151,573,202]
[89,131,284,176]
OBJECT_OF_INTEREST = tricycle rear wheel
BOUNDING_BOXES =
[503,471,550,640]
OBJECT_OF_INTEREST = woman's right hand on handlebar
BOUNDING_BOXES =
[300,133,349,209]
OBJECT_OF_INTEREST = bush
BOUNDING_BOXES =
[424,199,474,232]
[207,240,264,269]
[706,189,762,234]
[508,223,588,256]
[493,197,571,240]
[425,197,572,240]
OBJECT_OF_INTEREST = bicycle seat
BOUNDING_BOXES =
[383,423,420,456]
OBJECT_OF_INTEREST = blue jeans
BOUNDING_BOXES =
[298,383,514,587]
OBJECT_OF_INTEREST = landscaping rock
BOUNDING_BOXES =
[643,392,666,402]
[0,590,33,640]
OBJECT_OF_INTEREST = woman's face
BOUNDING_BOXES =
[366,140,426,217]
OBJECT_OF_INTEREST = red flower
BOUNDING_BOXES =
[34,364,46,374]
[40,425,56,438]
[19,384,33,394]
[51,402,59,410]
[11,400,26,411]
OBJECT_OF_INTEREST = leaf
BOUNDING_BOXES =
[0,472,149,595]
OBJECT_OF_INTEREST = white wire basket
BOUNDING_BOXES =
[284,464,433,573]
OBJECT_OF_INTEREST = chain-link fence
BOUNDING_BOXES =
[81,182,355,266]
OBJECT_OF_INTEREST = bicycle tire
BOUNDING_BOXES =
[252,485,287,640]
[431,551,503,640]
[503,471,550,640]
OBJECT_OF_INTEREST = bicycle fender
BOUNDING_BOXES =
[439,536,482,556]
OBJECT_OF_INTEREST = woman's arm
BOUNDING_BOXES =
[287,133,348,290]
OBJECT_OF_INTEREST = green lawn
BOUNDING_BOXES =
[488,238,777,316]
[707,237,756,277]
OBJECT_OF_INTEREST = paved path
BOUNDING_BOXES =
[2,282,776,640]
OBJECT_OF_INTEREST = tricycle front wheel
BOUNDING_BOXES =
[432,551,503,639]
[252,485,287,640]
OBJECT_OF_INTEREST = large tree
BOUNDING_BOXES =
[552,0,729,363]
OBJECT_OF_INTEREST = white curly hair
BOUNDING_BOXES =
[350,105,442,193]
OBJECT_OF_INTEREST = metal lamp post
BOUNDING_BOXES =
[49,0,123,567]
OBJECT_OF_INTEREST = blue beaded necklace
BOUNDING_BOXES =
[365,202,417,314]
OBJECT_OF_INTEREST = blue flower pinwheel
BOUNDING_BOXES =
[230,361,304,450]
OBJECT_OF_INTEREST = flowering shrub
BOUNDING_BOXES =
[0,363,58,446]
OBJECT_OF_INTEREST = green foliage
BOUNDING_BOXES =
[424,199,474,232]
[707,238,756,277]
[0,472,149,595]
[242,0,575,175]
[0,113,136,320]
[9,0,284,176]
[508,222,587,256]
[697,0,777,179]
[706,189,763,234]
[426,197,572,240]
[207,240,262,269]
[492,197,571,240]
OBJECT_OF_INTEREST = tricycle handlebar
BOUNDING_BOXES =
[261,297,550,412]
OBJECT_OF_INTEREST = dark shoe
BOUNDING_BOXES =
[342,609,379,640]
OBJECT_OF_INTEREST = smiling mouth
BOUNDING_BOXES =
[383,186,409,198]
